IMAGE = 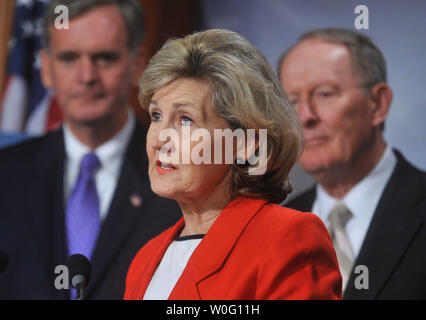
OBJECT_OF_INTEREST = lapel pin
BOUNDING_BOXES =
[130,193,143,208]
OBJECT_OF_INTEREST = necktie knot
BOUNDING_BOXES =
[329,202,352,230]
[80,152,101,177]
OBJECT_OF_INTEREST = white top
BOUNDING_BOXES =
[312,145,397,258]
[143,235,204,300]
[63,109,136,221]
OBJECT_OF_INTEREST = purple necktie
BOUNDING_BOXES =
[66,152,101,260]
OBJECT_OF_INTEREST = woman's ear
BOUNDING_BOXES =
[369,82,393,128]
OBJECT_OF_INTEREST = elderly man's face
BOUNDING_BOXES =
[279,39,378,177]
[41,5,139,128]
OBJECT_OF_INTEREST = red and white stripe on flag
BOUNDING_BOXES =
[1,78,62,135]
[1,76,28,132]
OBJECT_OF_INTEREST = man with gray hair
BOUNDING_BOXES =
[0,0,180,299]
[279,28,426,299]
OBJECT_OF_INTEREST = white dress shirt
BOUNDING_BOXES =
[63,109,136,222]
[312,145,397,258]
[143,235,204,300]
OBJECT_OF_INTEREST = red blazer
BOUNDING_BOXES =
[124,197,342,300]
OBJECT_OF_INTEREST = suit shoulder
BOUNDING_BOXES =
[0,134,53,165]
[393,149,426,184]
[284,187,316,212]
[0,131,63,182]
[390,152,426,214]
[254,203,328,240]
[407,161,426,187]
[253,204,340,299]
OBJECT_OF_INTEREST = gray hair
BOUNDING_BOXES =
[139,29,303,204]
[278,28,387,88]
[42,0,145,54]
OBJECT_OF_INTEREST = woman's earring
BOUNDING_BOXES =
[236,157,245,165]
[235,157,249,168]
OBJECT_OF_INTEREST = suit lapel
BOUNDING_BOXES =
[344,151,424,299]
[26,129,68,299]
[130,219,185,299]
[168,198,267,299]
[88,123,153,295]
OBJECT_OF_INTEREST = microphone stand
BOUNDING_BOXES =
[67,254,91,301]
[76,283,84,300]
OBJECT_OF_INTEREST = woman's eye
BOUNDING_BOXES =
[180,115,193,126]
[151,112,162,122]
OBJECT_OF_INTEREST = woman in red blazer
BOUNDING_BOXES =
[124,29,342,300]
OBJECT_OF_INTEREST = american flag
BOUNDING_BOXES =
[0,0,62,135]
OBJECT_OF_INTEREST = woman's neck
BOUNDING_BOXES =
[177,181,234,236]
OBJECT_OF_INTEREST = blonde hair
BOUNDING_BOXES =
[139,29,303,203]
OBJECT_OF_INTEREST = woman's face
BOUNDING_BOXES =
[146,78,233,204]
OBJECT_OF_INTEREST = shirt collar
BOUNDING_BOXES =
[63,108,136,167]
[343,145,396,223]
[314,144,397,224]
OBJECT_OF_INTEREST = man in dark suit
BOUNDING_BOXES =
[0,0,181,299]
[278,28,426,299]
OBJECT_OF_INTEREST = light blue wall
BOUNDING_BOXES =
[202,0,426,197]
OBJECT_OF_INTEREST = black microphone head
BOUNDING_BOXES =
[0,251,8,274]
[67,254,91,288]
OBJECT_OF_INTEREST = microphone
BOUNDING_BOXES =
[0,251,8,274]
[67,254,91,300]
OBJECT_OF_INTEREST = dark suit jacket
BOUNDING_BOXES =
[0,122,181,299]
[286,150,426,299]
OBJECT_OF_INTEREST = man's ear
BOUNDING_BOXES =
[131,45,148,86]
[369,82,393,128]
[40,49,53,89]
